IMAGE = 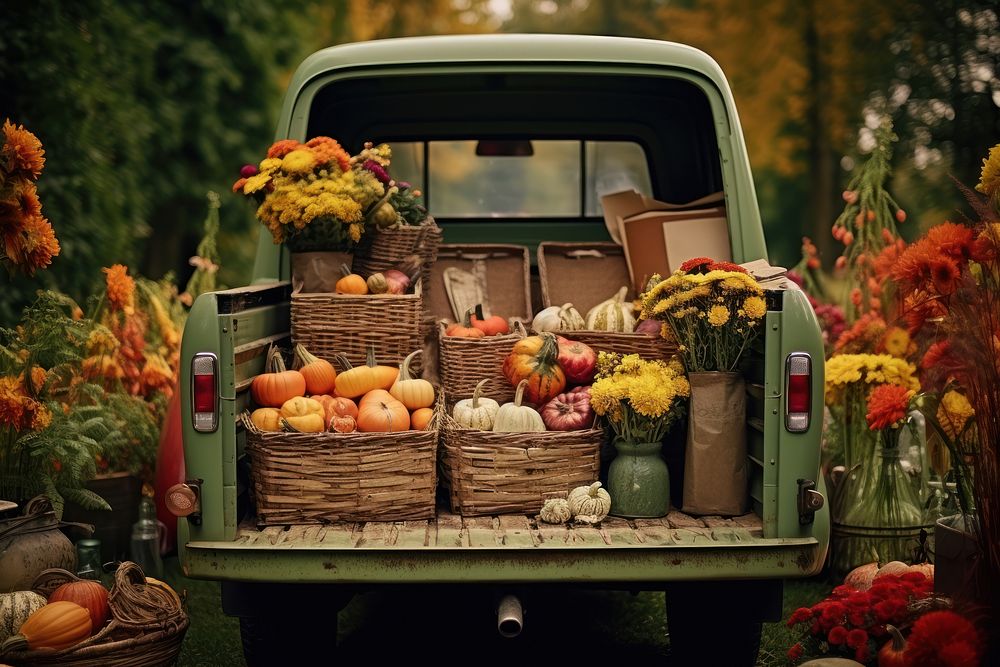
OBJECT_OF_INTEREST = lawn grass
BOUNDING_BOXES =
[164,557,832,666]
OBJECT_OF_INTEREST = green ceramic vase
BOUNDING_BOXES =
[607,439,670,518]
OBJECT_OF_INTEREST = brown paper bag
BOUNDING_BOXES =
[682,371,748,516]
[290,251,353,294]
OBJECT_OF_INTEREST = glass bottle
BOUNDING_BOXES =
[130,486,164,579]
[75,538,103,580]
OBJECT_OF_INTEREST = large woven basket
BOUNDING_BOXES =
[290,280,423,370]
[537,241,678,360]
[440,414,604,516]
[244,411,439,525]
[2,563,188,667]
[351,216,442,300]
[438,320,527,407]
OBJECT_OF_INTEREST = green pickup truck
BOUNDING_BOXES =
[173,34,829,665]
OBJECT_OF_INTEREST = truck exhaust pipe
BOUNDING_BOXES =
[497,594,523,638]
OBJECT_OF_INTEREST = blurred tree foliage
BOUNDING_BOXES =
[0,1,312,323]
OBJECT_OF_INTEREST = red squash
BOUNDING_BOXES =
[540,387,593,431]
[555,336,597,385]
[48,580,109,633]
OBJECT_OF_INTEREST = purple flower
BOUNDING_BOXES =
[362,159,390,184]
[240,164,259,178]
[396,181,411,191]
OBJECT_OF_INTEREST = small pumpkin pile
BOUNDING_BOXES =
[532,286,642,334]
[443,304,511,338]
[250,345,436,434]
[334,262,417,296]
[537,482,612,525]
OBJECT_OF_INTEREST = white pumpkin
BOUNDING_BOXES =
[0,591,47,643]
[585,286,635,332]
[452,379,501,430]
[492,380,546,433]
[538,498,572,524]
[567,481,611,523]
[531,303,585,333]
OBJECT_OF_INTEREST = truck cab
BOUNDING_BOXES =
[175,34,829,666]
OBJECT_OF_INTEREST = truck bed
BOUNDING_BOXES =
[180,507,822,584]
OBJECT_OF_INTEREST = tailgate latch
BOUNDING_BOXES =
[796,478,824,525]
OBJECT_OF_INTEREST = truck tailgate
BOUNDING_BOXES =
[181,508,821,583]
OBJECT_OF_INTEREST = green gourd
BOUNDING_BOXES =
[538,498,572,524]
[451,379,500,430]
[0,591,47,643]
[567,481,611,523]
[492,380,546,433]
[585,286,635,332]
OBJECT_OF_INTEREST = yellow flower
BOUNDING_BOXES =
[242,173,271,194]
[707,305,730,327]
[281,148,317,175]
[348,223,363,242]
[87,327,120,356]
[976,143,1000,198]
[937,390,974,440]
[824,353,919,405]
[742,296,767,319]
[882,327,910,357]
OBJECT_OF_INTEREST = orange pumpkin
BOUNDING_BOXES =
[357,394,410,432]
[335,264,369,295]
[251,346,306,407]
[294,344,337,395]
[445,307,487,338]
[333,348,399,399]
[4,600,92,651]
[501,332,566,405]
[309,394,358,427]
[49,580,109,633]
[470,304,510,336]
[359,389,394,407]
[410,407,435,430]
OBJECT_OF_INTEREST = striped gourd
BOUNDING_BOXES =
[585,286,635,333]
[0,591,47,643]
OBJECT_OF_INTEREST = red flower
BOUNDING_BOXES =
[679,257,714,273]
[866,384,912,430]
[787,642,804,662]
[929,257,961,294]
[708,260,748,273]
[854,644,871,663]
[926,221,974,261]
[904,610,982,667]
[787,607,813,626]
[820,601,847,621]
[846,628,869,649]
[830,584,855,598]
[874,598,906,623]
[847,611,867,627]
[828,625,848,645]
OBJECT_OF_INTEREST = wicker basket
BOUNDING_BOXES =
[351,216,442,300]
[439,414,604,516]
[428,244,532,396]
[291,280,423,370]
[2,563,188,667]
[537,241,678,360]
[243,409,439,525]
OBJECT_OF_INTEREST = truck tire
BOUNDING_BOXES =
[664,580,780,667]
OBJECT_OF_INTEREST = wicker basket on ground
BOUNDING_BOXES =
[429,244,532,403]
[243,405,440,525]
[351,216,442,301]
[537,241,678,360]
[439,412,604,516]
[1,562,188,667]
[290,280,423,370]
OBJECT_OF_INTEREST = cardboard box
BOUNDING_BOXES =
[601,190,731,293]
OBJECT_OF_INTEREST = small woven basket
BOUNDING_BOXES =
[439,413,604,516]
[243,406,440,525]
[290,280,423,369]
[351,216,442,300]
[537,241,678,360]
[438,320,527,407]
[2,563,188,667]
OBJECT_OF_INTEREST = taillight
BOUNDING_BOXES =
[785,352,811,432]
[191,353,218,433]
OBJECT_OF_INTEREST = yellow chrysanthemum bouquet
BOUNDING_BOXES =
[233,138,417,252]
[639,257,766,372]
[590,352,690,444]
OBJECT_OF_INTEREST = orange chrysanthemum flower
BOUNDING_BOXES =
[0,181,42,223]
[266,139,303,159]
[3,214,60,275]
[306,136,351,172]
[866,383,913,431]
[872,239,907,282]
[925,221,974,261]
[2,119,45,179]
[0,376,51,431]
[103,264,136,315]
[834,311,887,354]
[929,257,961,295]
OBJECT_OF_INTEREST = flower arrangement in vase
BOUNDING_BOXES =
[588,352,688,517]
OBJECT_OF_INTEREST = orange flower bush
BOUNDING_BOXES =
[0,119,60,275]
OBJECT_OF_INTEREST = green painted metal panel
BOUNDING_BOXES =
[182,538,822,584]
